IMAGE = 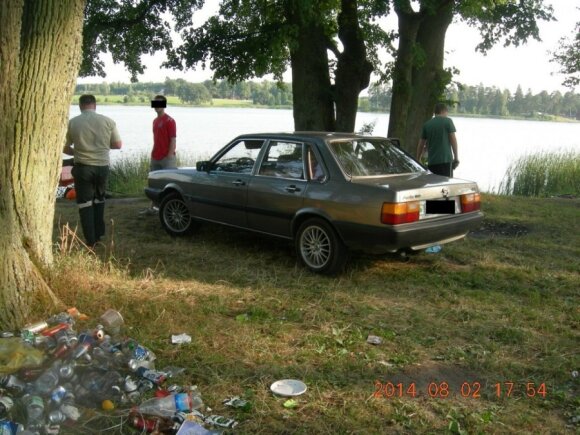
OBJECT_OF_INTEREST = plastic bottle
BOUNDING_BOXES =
[135,367,167,385]
[0,396,14,419]
[0,375,26,394]
[133,392,195,417]
[32,361,61,395]
[129,413,176,433]
[21,394,45,430]
[70,333,95,360]
[425,244,442,254]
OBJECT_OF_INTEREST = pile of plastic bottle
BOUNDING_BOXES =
[0,308,235,434]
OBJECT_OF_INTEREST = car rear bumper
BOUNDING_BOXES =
[335,211,484,254]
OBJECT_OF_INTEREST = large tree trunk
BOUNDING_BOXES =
[334,0,373,132]
[288,3,335,131]
[388,0,454,154]
[0,0,85,329]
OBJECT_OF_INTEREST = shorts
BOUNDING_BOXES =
[150,155,177,171]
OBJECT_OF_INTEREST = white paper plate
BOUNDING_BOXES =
[270,379,307,397]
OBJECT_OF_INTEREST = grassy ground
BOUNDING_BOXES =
[50,194,579,434]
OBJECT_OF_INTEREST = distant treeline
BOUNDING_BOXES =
[75,79,579,119]
[363,83,580,120]
[75,78,293,106]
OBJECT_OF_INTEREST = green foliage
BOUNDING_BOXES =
[81,0,204,81]
[363,81,580,118]
[166,0,294,82]
[499,150,580,197]
[458,0,555,53]
[551,20,580,88]
[75,79,293,107]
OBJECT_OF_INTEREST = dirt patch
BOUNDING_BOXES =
[469,219,529,239]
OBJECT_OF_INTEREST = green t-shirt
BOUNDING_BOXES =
[421,115,456,165]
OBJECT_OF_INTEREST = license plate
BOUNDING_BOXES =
[420,198,459,218]
[426,200,455,214]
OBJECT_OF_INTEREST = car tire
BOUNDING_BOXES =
[295,218,348,275]
[159,192,195,236]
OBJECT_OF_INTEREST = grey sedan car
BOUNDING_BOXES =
[145,132,483,274]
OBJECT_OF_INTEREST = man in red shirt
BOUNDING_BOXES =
[141,95,177,215]
[151,95,177,170]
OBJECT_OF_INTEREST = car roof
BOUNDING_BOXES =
[233,132,388,142]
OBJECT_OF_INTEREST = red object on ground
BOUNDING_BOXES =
[65,188,76,200]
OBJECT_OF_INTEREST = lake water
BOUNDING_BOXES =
[69,105,580,192]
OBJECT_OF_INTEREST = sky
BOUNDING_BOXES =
[77,1,579,94]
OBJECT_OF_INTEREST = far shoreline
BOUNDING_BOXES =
[72,96,579,123]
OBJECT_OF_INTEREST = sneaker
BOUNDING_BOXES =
[138,207,158,216]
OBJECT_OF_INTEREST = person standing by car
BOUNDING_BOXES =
[141,94,177,215]
[150,94,177,170]
[63,94,122,247]
[416,103,459,177]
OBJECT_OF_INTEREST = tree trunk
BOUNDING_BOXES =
[0,0,85,329]
[405,4,453,153]
[387,7,421,145]
[288,3,335,131]
[387,0,454,154]
[334,0,373,132]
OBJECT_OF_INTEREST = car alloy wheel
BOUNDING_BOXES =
[159,193,194,236]
[300,225,331,269]
[296,218,348,275]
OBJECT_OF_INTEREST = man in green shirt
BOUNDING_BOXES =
[63,94,122,247]
[416,103,459,177]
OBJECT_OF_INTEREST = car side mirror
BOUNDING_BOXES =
[196,161,212,172]
[389,138,402,149]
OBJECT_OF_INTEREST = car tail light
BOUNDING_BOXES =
[381,202,420,225]
[461,193,481,213]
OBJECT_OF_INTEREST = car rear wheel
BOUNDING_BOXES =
[296,218,348,275]
[159,192,195,236]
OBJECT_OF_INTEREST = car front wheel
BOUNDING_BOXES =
[295,218,348,275]
[159,192,195,236]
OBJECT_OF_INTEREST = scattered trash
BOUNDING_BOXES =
[283,399,298,409]
[99,309,124,336]
[0,307,239,434]
[176,420,221,435]
[223,396,251,411]
[171,333,192,344]
[425,245,442,254]
[572,370,578,378]
[270,379,307,397]
[366,335,382,345]
[205,414,238,429]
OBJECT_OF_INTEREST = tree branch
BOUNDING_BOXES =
[326,36,342,59]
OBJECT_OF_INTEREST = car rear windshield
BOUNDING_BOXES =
[329,139,425,177]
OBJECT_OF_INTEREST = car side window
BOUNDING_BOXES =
[258,141,304,180]
[306,146,326,182]
[213,140,263,174]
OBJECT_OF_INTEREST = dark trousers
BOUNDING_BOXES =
[428,162,453,178]
[72,164,109,246]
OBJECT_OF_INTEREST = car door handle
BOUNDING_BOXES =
[285,185,301,193]
[232,179,245,186]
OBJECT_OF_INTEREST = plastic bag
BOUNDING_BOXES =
[0,338,45,374]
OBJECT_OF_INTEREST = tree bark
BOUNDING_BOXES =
[0,0,85,329]
[334,0,373,132]
[288,3,335,131]
[388,0,454,154]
